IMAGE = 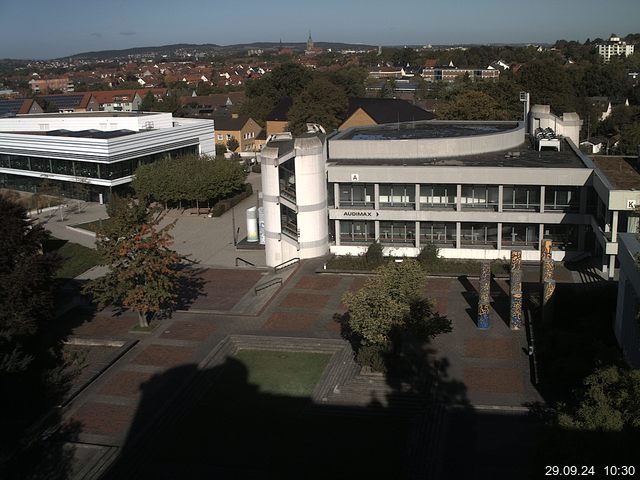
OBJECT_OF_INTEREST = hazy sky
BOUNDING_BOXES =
[0,0,638,59]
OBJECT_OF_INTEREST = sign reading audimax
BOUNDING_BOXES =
[340,211,380,217]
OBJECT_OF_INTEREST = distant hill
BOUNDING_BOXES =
[63,42,379,60]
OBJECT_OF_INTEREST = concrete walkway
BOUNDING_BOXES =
[31,172,267,269]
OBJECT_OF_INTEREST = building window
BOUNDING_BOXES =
[339,183,374,208]
[545,186,579,212]
[380,221,415,246]
[543,224,578,250]
[280,205,298,240]
[340,220,374,244]
[420,184,455,209]
[379,184,415,209]
[279,158,296,202]
[503,186,540,211]
[420,222,456,247]
[461,185,499,210]
[502,224,539,248]
[461,223,497,247]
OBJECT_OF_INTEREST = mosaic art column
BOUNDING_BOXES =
[510,250,523,330]
[477,261,491,329]
[540,239,555,323]
[543,279,556,323]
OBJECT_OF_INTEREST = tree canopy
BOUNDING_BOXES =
[132,155,247,207]
[83,197,188,327]
[286,78,348,135]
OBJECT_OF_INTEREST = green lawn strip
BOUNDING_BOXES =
[71,218,111,233]
[327,255,509,275]
[235,349,331,397]
[44,238,101,279]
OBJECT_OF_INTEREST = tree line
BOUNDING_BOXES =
[132,154,247,209]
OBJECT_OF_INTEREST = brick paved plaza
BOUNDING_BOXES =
[58,258,551,478]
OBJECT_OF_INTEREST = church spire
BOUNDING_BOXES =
[307,30,313,51]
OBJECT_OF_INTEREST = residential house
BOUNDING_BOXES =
[36,93,99,113]
[0,98,44,117]
[28,77,73,93]
[213,114,262,152]
[338,98,434,131]
[265,97,293,136]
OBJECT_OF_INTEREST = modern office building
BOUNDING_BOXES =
[0,111,215,202]
[259,108,640,279]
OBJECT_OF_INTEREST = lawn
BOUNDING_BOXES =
[116,349,414,479]
[235,349,330,397]
[44,238,100,279]
[71,218,111,233]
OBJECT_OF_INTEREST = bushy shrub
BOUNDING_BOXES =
[417,242,440,269]
[210,204,226,217]
[364,241,384,268]
[251,164,261,173]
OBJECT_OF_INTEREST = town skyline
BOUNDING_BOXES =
[0,0,638,60]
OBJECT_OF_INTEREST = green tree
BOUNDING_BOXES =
[343,260,431,347]
[559,366,640,432]
[618,123,640,155]
[0,195,65,477]
[226,136,239,152]
[83,197,188,327]
[436,90,510,120]
[139,91,156,111]
[286,78,348,135]
[516,59,577,113]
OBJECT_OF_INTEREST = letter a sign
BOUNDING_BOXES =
[351,173,359,182]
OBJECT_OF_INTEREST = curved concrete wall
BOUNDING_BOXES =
[294,136,329,259]
[260,145,284,267]
[329,122,525,159]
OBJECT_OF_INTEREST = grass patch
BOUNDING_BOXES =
[235,350,330,397]
[71,218,111,233]
[44,238,100,279]
[136,350,411,479]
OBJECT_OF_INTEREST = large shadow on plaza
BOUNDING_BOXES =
[458,275,511,327]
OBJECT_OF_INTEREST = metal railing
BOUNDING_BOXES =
[254,277,282,294]
[235,257,255,267]
[274,257,300,273]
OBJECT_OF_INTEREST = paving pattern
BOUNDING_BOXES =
[57,259,548,478]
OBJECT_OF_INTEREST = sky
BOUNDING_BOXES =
[0,0,639,59]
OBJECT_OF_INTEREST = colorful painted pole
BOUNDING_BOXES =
[510,249,522,272]
[477,261,491,329]
[542,279,556,323]
[510,268,523,330]
[540,238,552,282]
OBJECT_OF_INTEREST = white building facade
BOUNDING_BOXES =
[259,109,640,279]
[597,34,635,62]
[0,112,215,202]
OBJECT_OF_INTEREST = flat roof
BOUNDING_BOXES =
[330,137,587,169]
[337,121,518,141]
[592,156,640,190]
[15,111,159,119]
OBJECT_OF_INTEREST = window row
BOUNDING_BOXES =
[0,145,198,180]
[335,183,581,212]
[337,221,579,250]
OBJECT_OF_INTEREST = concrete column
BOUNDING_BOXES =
[374,183,380,210]
[334,183,340,208]
[456,222,461,249]
[456,184,462,211]
[335,220,341,246]
[540,186,546,213]
[497,222,503,251]
[375,220,380,242]
[579,186,588,214]
[498,185,504,213]
[612,210,619,243]
[538,224,545,252]
[415,221,421,249]
[415,184,421,211]
[578,225,585,251]
[608,255,616,279]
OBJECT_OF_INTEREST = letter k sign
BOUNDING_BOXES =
[351,173,359,181]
